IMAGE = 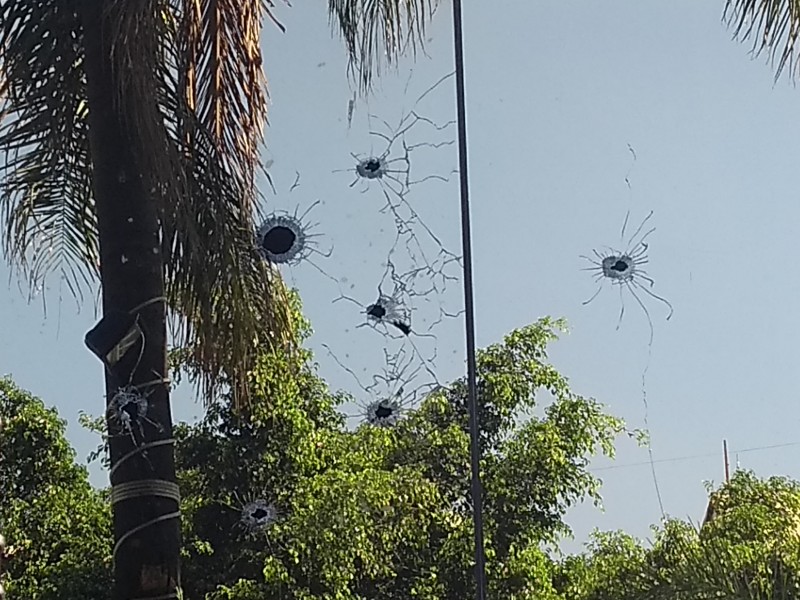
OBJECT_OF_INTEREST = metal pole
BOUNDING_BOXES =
[450,1,487,599]
[723,439,730,483]
[0,532,7,600]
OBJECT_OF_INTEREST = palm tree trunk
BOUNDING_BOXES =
[81,3,181,598]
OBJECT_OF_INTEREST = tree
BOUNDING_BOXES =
[173,316,626,599]
[1,314,625,598]
[554,530,649,600]
[555,472,800,600]
[14,345,800,600]
[650,472,800,600]
[0,1,437,597]
[0,377,112,600]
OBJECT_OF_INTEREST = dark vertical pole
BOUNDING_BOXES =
[723,439,730,483]
[82,3,181,598]
[450,2,487,599]
[0,532,6,600]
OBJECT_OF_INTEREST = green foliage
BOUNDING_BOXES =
[647,472,800,600]
[555,530,649,600]
[701,471,800,551]
[0,377,112,600]
[555,472,800,600]
[1,377,87,501]
[3,315,626,599]
[175,317,625,599]
[8,310,800,600]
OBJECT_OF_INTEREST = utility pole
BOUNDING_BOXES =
[0,532,7,600]
[723,439,730,483]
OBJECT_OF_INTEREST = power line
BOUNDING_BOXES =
[591,441,800,473]
[736,441,800,454]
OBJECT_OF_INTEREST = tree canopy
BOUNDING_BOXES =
[170,314,626,600]
[2,311,628,599]
[0,377,112,600]
[7,312,800,599]
[555,471,800,600]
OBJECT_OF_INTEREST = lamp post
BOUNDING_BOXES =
[450,1,487,598]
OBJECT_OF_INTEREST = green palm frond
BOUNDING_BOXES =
[159,88,295,406]
[172,0,296,406]
[724,0,800,80]
[328,0,438,92]
[0,0,99,300]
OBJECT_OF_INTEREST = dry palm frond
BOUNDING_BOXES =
[104,0,296,407]
[328,0,438,93]
[0,0,294,408]
[0,0,99,301]
[724,0,800,81]
[189,0,267,194]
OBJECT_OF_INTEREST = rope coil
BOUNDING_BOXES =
[111,480,181,570]
[112,511,181,566]
[131,593,181,600]
[110,438,176,479]
[111,479,180,505]
[129,296,166,315]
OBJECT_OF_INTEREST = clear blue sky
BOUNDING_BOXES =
[3,1,800,556]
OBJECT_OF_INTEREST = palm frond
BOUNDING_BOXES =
[0,0,99,300]
[724,0,800,81]
[328,0,438,93]
[160,99,296,407]
[104,0,295,407]
[188,0,269,195]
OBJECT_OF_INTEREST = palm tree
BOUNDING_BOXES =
[0,1,436,597]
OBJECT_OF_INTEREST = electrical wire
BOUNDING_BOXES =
[591,441,800,472]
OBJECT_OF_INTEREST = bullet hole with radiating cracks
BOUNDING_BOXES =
[583,151,668,521]
[107,384,162,446]
[361,395,413,428]
[581,210,674,344]
[365,292,412,336]
[332,276,445,396]
[337,73,457,197]
[357,156,392,181]
[324,335,441,430]
[239,498,280,535]
[220,490,283,547]
[335,258,461,344]
[334,73,462,302]
[255,197,335,282]
[366,397,402,426]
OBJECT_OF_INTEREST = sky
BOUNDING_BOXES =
[3,0,800,557]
